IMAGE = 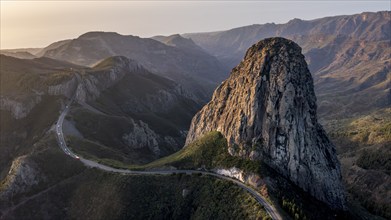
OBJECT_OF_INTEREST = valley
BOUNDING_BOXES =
[53,88,281,219]
[0,9,390,220]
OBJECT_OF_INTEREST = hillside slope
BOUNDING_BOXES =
[41,32,228,101]
[0,55,201,176]
[67,56,201,163]
[0,134,268,220]
[0,55,82,179]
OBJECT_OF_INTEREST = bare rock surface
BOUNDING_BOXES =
[0,156,42,201]
[122,119,160,155]
[186,37,347,210]
[0,96,42,119]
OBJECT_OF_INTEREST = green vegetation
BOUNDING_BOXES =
[269,175,351,220]
[109,174,269,220]
[0,55,76,96]
[90,65,200,132]
[67,63,202,163]
[146,131,270,174]
[70,131,271,176]
[2,132,269,220]
[326,108,391,152]
[323,108,391,219]
[43,71,74,86]
[29,136,86,182]
[356,146,391,174]
[71,108,132,148]
[281,198,307,220]
[0,95,62,179]
[5,167,268,220]
[67,136,156,165]
[70,130,356,219]
[69,130,358,220]
[347,184,391,220]
[0,134,86,208]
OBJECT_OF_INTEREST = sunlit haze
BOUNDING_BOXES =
[1,1,390,49]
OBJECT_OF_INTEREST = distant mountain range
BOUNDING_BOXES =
[0,10,390,220]
[2,33,228,102]
[183,11,390,118]
[42,32,228,101]
[3,12,388,117]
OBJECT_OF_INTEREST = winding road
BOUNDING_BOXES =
[55,96,283,220]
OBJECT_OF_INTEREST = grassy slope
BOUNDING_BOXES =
[323,108,391,219]
[0,95,63,179]
[67,107,158,164]
[0,55,81,178]
[6,170,268,220]
[145,131,269,173]
[146,132,361,220]
[326,108,391,153]
[66,64,201,164]
[0,55,79,96]
[89,66,201,133]
[68,131,268,174]
[0,135,86,209]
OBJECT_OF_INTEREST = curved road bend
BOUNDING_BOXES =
[55,97,283,220]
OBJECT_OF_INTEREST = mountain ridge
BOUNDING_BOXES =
[182,10,391,118]
[38,31,228,101]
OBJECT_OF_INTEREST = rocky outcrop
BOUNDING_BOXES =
[0,156,43,201]
[186,37,347,210]
[121,85,196,114]
[2,74,77,119]
[214,167,262,188]
[48,76,78,98]
[75,57,140,103]
[0,96,42,119]
[122,120,160,155]
[122,119,188,156]
[51,56,143,104]
[0,56,127,119]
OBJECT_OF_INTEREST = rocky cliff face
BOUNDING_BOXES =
[122,119,160,155]
[186,37,347,210]
[75,57,140,103]
[0,58,135,119]
[0,156,43,202]
[48,76,78,98]
[47,57,142,104]
[0,96,42,119]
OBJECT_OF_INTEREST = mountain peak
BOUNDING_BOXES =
[186,37,347,210]
[243,37,302,61]
[152,34,202,51]
[78,31,122,39]
[93,56,139,70]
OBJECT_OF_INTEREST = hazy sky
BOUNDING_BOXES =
[1,1,390,49]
